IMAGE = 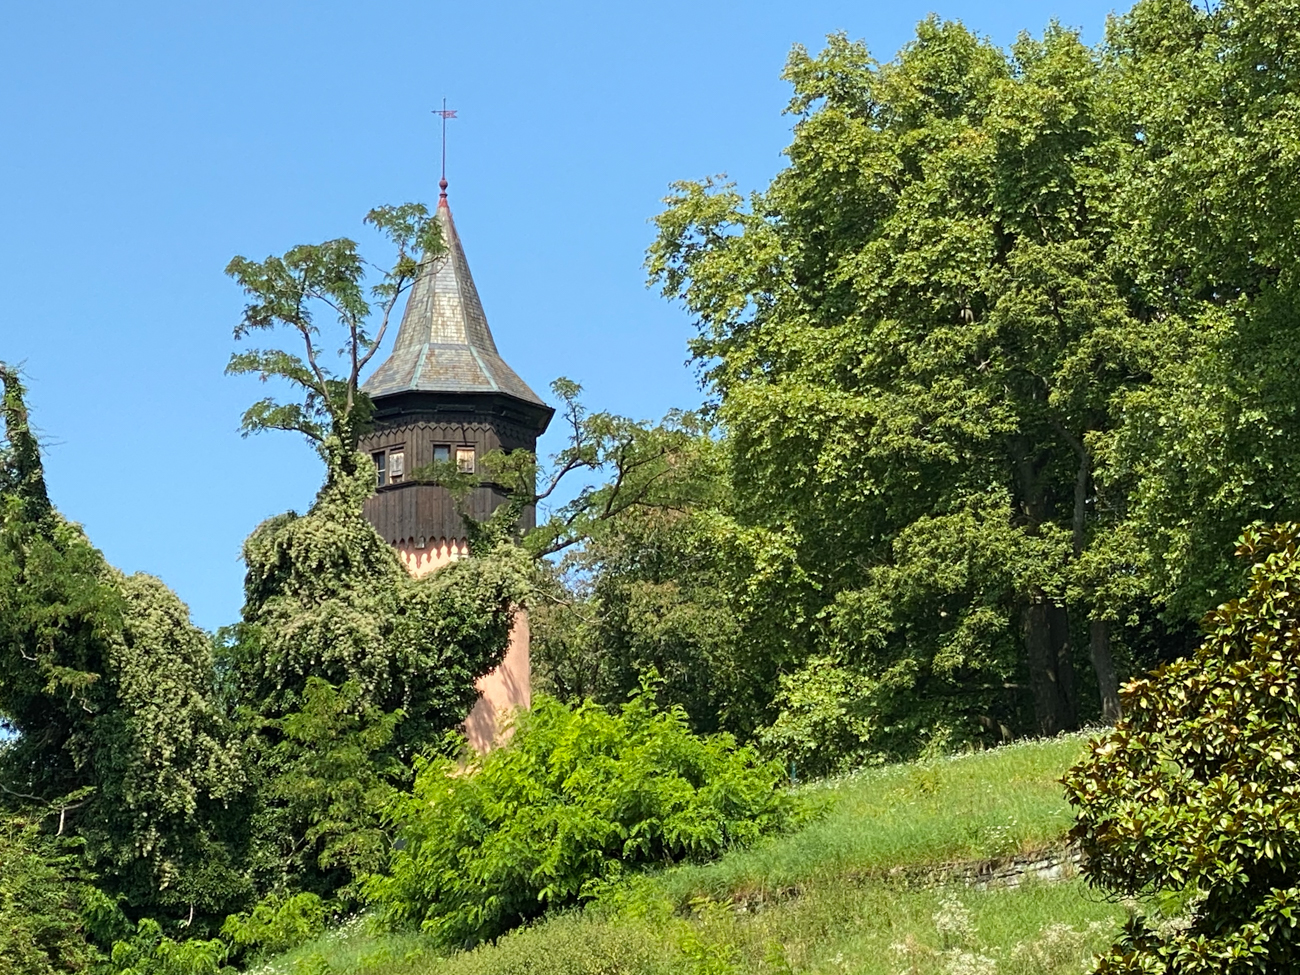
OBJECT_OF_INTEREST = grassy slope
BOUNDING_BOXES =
[257,733,1129,975]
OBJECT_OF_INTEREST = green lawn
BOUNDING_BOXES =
[659,734,1088,906]
[253,732,1130,975]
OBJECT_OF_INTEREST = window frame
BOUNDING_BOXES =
[455,445,476,474]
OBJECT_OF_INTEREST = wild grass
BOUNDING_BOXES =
[659,734,1090,906]
[255,732,1120,975]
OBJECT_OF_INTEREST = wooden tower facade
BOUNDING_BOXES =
[359,186,552,749]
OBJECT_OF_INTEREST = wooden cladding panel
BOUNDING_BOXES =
[359,406,540,546]
[359,420,537,471]
[362,483,536,545]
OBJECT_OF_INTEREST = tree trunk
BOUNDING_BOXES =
[1089,618,1121,723]
[1066,432,1120,725]
[1022,595,1077,736]
[1050,602,1079,727]
[1015,441,1079,736]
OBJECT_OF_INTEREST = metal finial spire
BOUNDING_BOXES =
[433,98,457,206]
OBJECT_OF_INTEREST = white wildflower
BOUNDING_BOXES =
[943,949,998,975]
[933,895,977,946]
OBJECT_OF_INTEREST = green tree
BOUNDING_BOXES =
[649,21,1147,750]
[0,365,246,922]
[0,813,102,974]
[261,679,404,896]
[225,203,441,481]
[221,204,531,902]
[515,388,806,739]
[1065,522,1300,973]
[221,427,528,900]
[230,463,526,752]
[1094,0,1300,625]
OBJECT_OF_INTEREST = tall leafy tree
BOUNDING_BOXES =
[221,205,530,899]
[1096,0,1300,624]
[650,20,1150,750]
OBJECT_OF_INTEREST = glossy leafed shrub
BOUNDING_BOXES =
[367,686,792,948]
[1065,523,1300,973]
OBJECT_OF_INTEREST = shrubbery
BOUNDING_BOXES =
[0,814,101,975]
[367,684,794,947]
[220,891,330,961]
[1065,522,1300,973]
[106,920,232,975]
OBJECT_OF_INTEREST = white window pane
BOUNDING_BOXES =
[456,447,476,473]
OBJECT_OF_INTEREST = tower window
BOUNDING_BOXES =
[389,450,405,483]
[456,446,476,473]
[372,451,387,488]
[432,444,451,464]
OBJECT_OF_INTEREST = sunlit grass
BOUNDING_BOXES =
[659,732,1091,905]
[256,732,1114,975]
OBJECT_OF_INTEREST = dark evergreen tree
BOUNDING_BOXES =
[0,365,248,924]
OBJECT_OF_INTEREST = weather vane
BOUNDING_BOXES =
[433,98,457,201]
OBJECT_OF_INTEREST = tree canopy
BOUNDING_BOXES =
[648,18,1141,751]
[632,0,1300,764]
[0,365,245,919]
[225,203,442,479]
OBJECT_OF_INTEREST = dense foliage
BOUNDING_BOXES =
[0,814,101,974]
[0,366,246,922]
[623,0,1300,770]
[1096,0,1300,623]
[7,0,1300,968]
[367,686,793,948]
[1065,522,1300,973]
[1,203,532,952]
[528,402,805,740]
[226,459,528,899]
[643,17,1141,757]
[233,463,526,753]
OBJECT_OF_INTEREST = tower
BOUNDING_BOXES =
[359,185,553,749]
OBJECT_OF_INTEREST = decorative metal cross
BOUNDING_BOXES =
[433,98,457,193]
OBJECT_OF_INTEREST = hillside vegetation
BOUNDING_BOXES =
[7,1,1300,972]
[256,735,1130,975]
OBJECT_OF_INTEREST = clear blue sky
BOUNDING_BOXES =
[1,0,1120,631]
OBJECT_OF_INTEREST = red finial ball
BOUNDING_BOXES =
[439,177,448,197]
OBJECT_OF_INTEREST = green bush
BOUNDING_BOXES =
[366,684,793,947]
[220,891,329,960]
[1065,522,1300,973]
[758,655,881,778]
[107,919,232,975]
[0,814,101,974]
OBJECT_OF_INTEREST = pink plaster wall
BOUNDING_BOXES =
[396,539,529,752]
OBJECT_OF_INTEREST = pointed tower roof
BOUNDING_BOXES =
[362,196,547,407]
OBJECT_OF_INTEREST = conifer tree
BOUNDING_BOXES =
[0,365,247,922]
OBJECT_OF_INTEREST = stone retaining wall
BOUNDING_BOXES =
[899,844,1083,891]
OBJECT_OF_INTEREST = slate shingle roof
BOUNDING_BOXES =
[362,199,546,407]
